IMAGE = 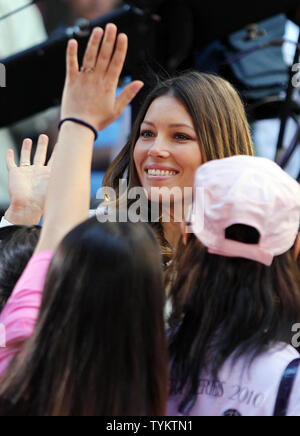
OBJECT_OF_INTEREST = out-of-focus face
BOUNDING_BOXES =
[68,0,119,20]
[133,96,202,207]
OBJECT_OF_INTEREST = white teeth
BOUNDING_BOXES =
[147,169,177,176]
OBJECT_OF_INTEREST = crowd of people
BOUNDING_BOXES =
[0,9,299,417]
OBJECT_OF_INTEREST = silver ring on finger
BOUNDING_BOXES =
[20,163,31,167]
[80,66,95,73]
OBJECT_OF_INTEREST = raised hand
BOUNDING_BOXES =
[61,24,144,131]
[4,135,53,225]
[36,24,143,253]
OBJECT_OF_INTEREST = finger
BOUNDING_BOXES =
[106,33,128,88]
[33,134,49,166]
[82,27,104,70]
[47,145,57,168]
[20,138,33,166]
[115,81,144,117]
[66,39,79,79]
[96,23,118,74]
[5,149,17,171]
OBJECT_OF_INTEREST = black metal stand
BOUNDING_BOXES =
[0,4,158,127]
[278,121,300,167]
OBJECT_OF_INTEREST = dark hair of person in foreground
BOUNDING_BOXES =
[168,224,300,414]
[0,226,41,314]
[0,218,168,416]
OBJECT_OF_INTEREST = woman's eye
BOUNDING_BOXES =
[140,130,154,138]
[175,133,191,141]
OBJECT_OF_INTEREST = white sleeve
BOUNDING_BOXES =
[0,217,13,228]
[0,211,96,228]
[89,209,97,218]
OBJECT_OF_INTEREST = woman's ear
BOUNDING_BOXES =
[294,232,300,261]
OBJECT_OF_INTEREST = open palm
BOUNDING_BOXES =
[6,135,54,217]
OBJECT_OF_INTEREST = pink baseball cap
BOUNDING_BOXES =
[190,155,300,266]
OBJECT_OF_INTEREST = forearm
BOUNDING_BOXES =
[36,25,142,253]
[36,123,94,253]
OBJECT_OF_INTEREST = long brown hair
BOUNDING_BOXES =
[103,72,254,256]
[0,219,168,416]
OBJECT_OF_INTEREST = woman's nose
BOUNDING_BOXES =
[148,137,170,158]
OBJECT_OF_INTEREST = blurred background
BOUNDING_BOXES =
[0,0,299,215]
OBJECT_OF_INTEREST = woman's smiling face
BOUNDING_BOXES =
[133,96,203,203]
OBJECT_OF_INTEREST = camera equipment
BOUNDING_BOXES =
[0,0,299,127]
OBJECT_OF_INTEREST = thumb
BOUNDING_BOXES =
[115,81,144,117]
[6,149,17,171]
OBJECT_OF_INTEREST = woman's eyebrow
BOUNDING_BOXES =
[142,121,155,126]
[142,120,195,131]
[169,123,195,131]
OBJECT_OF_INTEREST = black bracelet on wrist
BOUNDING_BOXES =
[58,118,98,142]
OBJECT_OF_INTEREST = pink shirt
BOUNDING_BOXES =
[0,251,54,376]
[168,344,300,416]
